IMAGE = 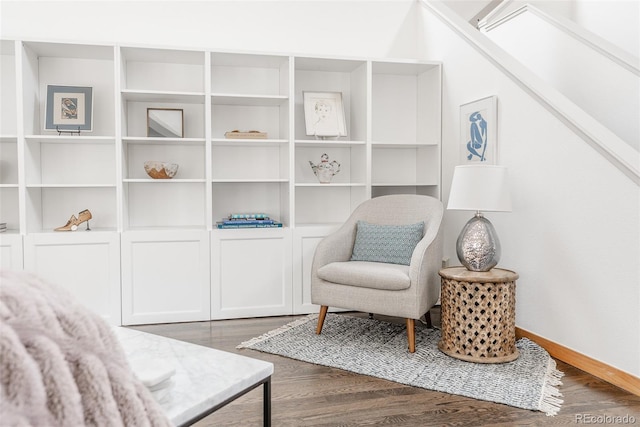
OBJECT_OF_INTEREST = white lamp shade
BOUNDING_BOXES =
[447,165,512,212]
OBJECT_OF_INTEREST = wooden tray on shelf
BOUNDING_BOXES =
[224,131,267,139]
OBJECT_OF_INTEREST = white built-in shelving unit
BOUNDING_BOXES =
[0,40,22,271]
[0,39,441,325]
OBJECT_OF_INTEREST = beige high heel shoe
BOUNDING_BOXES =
[54,209,92,231]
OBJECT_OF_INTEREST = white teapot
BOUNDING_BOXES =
[309,153,341,184]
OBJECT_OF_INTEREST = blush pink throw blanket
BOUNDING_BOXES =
[0,270,171,427]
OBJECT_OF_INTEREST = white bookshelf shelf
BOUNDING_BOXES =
[25,135,116,144]
[212,178,289,183]
[211,138,288,146]
[25,184,117,188]
[123,179,206,184]
[211,93,288,106]
[294,140,366,147]
[121,89,206,103]
[295,183,366,187]
[123,137,206,145]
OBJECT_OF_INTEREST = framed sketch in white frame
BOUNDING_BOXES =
[147,108,184,138]
[303,91,347,138]
[45,85,93,132]
[460,96,497,164]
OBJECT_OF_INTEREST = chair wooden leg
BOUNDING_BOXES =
[316,305,328,335]
[424,310,432,328]
[406,318,416,353]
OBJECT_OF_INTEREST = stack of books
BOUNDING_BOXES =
[0,223,6,233]
[216,213,283,229]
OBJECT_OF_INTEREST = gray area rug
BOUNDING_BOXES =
[238,313,564,416]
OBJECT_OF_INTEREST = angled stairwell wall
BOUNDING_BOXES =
[479,0,639,58]
[418,0,639,381]
[481,3,639,152]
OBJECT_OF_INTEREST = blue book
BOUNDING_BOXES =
[216,222,283,229]
[222,218,275,225]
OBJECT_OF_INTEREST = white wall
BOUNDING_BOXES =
[0,0,419,59]
[418,2,639,377]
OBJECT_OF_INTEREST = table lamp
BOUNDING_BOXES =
[447,165,512,271]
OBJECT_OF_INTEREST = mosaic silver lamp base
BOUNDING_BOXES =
[456,212,501,272]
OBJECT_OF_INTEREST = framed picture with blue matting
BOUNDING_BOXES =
[45,85,93,132]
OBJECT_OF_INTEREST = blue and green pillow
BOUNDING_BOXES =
[350,220,424,266]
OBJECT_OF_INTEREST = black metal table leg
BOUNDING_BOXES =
[263,377,271,427]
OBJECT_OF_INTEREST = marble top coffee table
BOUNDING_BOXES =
[114,327,273,426]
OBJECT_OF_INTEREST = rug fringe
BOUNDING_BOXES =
[237,314,318,349]
[539,358,565,416]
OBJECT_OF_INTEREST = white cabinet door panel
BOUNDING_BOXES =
[0,233,23,271]
[23,232,121,325]
[121,230,210,325]
[211,228,292,319]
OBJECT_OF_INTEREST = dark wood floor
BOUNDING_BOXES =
[131,312,640,426]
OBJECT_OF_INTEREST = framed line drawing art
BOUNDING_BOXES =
[45,85,93,132]
[147,108,184,138]
[303,91,347,139]
[460,96,497,164]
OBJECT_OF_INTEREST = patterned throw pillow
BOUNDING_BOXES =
[350,220,424,266]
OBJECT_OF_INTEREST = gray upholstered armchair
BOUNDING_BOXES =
[311,194,444,353]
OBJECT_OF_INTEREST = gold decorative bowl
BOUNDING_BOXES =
[144,161,179,179]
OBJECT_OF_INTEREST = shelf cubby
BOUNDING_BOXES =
[21,41,116,137]
[0,187,19,232]
[123,100,205,139]
[371,185,439,199]
[295,145,365,185]
[124,182,207,230]
[294,57,367,143]
[25,186,117,233]
[294,185,367,226]
[0,41,18,232]
[24,136,116,186]
[211,52,289,97]
[212,182,289,226]
[371,145,439,186]
[211,100,287,140]
[120,47,205,93]
[0,137,18,185]
[371,61,440,145]
[212,144,288,182]
[124,141,206,181]
[1,40,17,135]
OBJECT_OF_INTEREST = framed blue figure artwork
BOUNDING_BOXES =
[459,96,497,164]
